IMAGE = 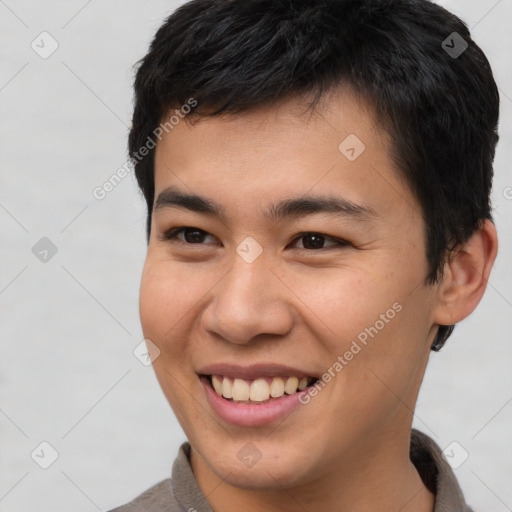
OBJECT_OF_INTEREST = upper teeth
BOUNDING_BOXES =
[211,375,312,402]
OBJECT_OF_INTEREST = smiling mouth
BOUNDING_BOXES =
[202,374,320,404]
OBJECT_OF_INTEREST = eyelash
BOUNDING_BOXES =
[157,226,350,251]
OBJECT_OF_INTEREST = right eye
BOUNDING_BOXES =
[157,227,219,245]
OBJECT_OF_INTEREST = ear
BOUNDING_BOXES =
[432,219,498,326]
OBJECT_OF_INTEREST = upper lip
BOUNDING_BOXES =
[197,363,319,380]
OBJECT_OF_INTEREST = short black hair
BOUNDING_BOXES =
[128,0,499,350]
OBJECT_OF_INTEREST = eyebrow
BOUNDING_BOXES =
[154,186,377,223]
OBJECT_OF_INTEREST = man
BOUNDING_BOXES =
[111,0,499,510]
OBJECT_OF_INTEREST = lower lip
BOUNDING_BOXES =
[200,376,307,427]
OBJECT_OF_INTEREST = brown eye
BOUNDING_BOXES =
[181,228,209,243]
[158,227,217,244]
[290,232,349,250]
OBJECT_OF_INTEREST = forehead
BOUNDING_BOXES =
[156,90,383,164]
[152,90,419,225]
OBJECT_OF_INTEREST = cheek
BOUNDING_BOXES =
[292,264,429,381]
[138,259,208,416]
[139,255,241,357]
[139,258,204,349]
[285,266,396,345]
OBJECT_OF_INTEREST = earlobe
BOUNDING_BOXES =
[432,219,498,327]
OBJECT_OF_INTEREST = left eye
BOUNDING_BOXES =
[289,232,348,250]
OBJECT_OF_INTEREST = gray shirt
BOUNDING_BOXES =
[108,429,473,512]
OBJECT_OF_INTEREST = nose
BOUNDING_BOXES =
[200,252,294,345]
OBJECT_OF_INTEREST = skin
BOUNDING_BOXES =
[139,89,498,512]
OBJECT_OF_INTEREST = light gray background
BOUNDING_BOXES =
[0,1,511,510]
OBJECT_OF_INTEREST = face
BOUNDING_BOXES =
[139,90,440,491]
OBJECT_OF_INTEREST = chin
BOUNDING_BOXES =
[205,443,312,490]
[220,463,304,490]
